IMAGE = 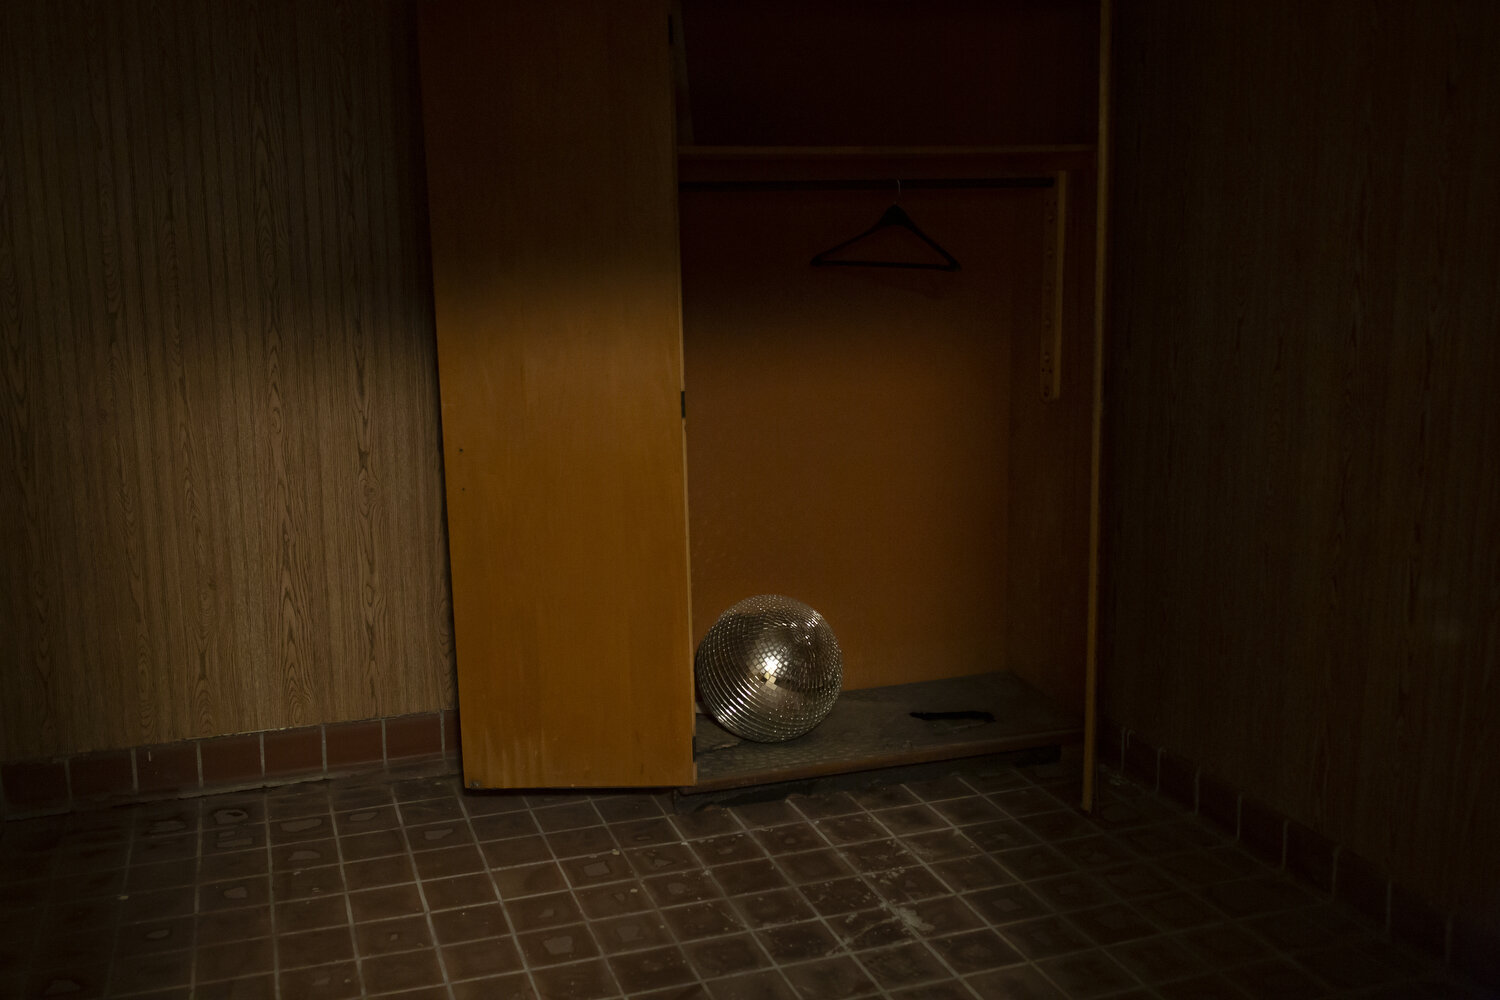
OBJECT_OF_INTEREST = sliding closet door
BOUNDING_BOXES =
[419,1,695,787]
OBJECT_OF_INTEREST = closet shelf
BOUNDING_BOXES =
[687,671,1081,794]
[678,145,1097,184]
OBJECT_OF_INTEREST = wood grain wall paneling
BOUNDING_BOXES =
[0,0,452,760]
[680,0,1100,147]
[1104,0,1500,921]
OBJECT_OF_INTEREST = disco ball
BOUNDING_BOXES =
[695,594,843,743]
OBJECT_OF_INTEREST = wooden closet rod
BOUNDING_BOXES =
[679,177,1055,193]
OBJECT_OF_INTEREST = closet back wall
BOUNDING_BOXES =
[0,0,452,761]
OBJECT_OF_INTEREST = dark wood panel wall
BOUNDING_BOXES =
[681,0,1100,147]
[0,0,453,760]
[1103,2,1500,918]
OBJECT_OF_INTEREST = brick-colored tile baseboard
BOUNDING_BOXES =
[0,708,460,818]
[1098,716,1500,991]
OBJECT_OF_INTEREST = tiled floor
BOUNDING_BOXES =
[0,755,1490,999]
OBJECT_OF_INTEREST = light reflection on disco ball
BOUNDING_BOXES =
[695,594,842,743]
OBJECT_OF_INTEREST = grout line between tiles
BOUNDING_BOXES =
[751,798,871,989]
[628,846,718,993]
[1016,783,1193,961]
[846,788,986,988]
[331,786,371,998]
[100,795,140,996]
[266,795,282,999]
[188,795,203,994]
[986,770,1155,995]
[827,771,1124,998]
[457,787,549,1000]
[663,800,794,1000]
[562,797,632,997]
[684,803,816,1000]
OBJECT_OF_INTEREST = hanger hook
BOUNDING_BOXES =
[896,178,902,203]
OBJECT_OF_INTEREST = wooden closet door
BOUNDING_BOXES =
[419,1,695,787]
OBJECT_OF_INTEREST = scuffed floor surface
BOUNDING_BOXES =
[0,754,1489,998]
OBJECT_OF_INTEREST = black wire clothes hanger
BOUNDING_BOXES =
[809,180,961,272]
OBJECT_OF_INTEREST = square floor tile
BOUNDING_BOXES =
[628,842,701,876]
[276,895,349,934]
[279,960,362,1000]
[798,878,880,918]
[482,835,553,868]
[574,880,651,920]
[929,929,1025,973]
[349,883,426,923]
[779,848,855,884]
[612,817,680,848]
[529,958,619,1000]
[828,908,917,950]
[687,933,773,979]
[664,899,746,940]
[198,935,275,982]
[444,935,525,980]
[645,869,725,906]
[451,971,536,1000]
[1034,949,1140,999]
[996,916,1090,961]
[592,911,674,954]
[755,823,825,855]
[857,942,951,990]
[518,922,602,966]
[507,890,584,931]
[905,895,984,937]
[758,920,842,963]
[966,965,1066,999]
[706,969,800,1000]
[738,887,821,926]
[360,948,445,992]
[280,926,355,970]
[715,859,791,896]
[431,902,510,944]
[782,955,880,1000]
[356,915,434,957]
[608,944,697,992]
[547,826,617,859]
[561,851,634,888]
[1107,934,1209,984]
[2,758,1468,1000]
